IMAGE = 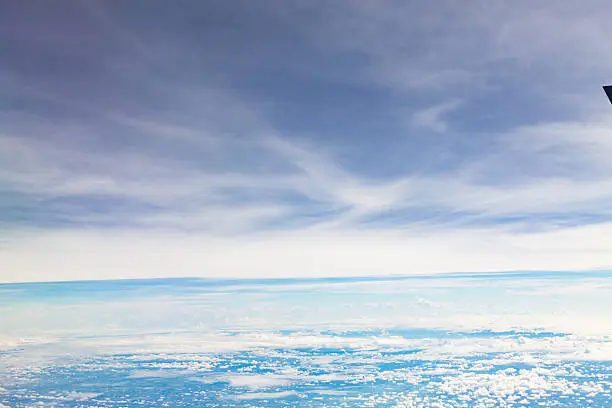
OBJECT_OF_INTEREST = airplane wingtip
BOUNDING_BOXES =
[603,85,612,105]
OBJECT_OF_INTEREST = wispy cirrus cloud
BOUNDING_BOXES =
[410,100,464,133]
[2,1,612,282]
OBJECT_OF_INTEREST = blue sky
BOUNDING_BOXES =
[2,1,612,282]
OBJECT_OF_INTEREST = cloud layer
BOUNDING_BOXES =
[2,1,612,282]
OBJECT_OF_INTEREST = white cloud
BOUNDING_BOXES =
[411,100,463,133]
[3,106,612,282]
[2,221,612,283]
[233,391,298,400]
[226,374,295,389]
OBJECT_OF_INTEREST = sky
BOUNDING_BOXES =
[2,1,612,283]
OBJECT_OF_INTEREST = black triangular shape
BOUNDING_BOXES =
[604,85,612,105]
